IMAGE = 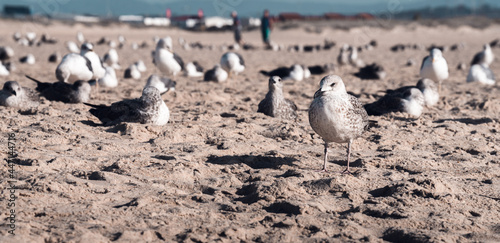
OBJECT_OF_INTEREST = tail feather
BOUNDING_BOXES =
[259,70,270,76]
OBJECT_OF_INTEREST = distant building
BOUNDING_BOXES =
[3,5,31,16]
[279,12,302,21]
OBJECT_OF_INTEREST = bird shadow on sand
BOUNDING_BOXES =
[328,158,363,168]
[80,120,129,133]
[433,117,494,125]
[206,155,298,169]
[80,120,103,127]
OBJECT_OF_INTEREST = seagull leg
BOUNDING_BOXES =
[316,141,329,172]
[341,140,353,175]
[438,80,442,94]
[323,141,329,172]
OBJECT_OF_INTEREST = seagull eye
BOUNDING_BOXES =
[330,83,336,87]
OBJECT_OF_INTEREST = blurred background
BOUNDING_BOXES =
[1,0,499,30]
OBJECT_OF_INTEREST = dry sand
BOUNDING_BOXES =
[0,19,499,242]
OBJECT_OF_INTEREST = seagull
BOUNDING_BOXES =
[145,74,176,94]
[80,43,106,81]
[19,54,36,65]
[98,66,118,88]
[467,63,495,85]
[48,52,61,63]
[25,75,91,103]
[0,81,40,109]
[337,44,350,66]
[309,75,369,173]
[55,53,94,83]
[185,61,204,77]
[85,86,169,126]
[307,63,335,75]
[0,46,15,64]
[354,63,386,80]
[25,32,37,45]
[0,63,9,76]
[102,48,120,69]
[204,64,228,82]
[124,64,141,80]
[416,78,439,107]
[260,64,308,81]
[471,44,494,67]
[257,76,298,120]
[153,37,184,76]
[220,52,245,78]
[364,87,425,118]
[135,60,147,72]
[76,32,85,43]
[66,41,80,53]
[420,48,449,92]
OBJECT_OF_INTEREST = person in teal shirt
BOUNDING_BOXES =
[261,9,273,48]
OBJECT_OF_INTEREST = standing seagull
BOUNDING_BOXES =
[154,37,184,76]
[471,44,494,67]
[0,81,40,109]
[85,86,169,126]
[55,53,94,83]
[80,43,106,81]
[257,76,298,120]
[420,48,449,92]
[309,75,369,173]
[220,52,245,78]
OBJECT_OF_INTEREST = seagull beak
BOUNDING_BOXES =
[314,89,324,98]
[432,58,435,63]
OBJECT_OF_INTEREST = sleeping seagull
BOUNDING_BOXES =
[124,64,141,80]
[420,48,449,92]
[471,44,494,67]
[154,37,184,76]
[48,52,61,63]
[384,78,438,107]
[0,81,40,109]
[364,87,425,118]
[25,75,91,103]
[85,86,169,126]
[0,63,9,76]
[102,48,120,69]
[204,64,228,82]
[257,76,297,120]
[260,64,307,81]
[185,61,204,77]
[309,75,369,173]
[135,60,147,72]
[467,63,495,85]
[19,54,36,65]
[98,66,118,88]
[145,74,176,94]
[0,46,15,64]
[220,52,245,78]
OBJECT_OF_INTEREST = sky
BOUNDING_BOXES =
[1,0,499,17]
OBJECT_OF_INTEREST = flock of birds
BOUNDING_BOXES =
[0,29,497,172]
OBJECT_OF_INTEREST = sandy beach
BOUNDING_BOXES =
[0,19,499,242]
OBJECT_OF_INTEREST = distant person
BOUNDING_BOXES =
[231,11,243,45]
[261,9,273,48]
